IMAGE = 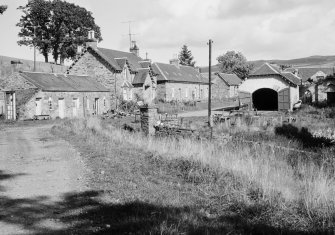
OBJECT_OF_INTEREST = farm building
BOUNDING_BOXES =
[67,38,157,106]
[0,71,110,120]
[285,67,335,103]
[202,72,241,99]
[239,63,301,111]
[152,59,209,102]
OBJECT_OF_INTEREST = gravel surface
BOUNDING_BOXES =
[0,124,88,235]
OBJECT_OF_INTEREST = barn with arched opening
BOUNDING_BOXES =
[239,63,301,111]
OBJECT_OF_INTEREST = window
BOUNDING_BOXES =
[48,97,52,110]
[123,68,127,80]
[128,89,133,100]
[87,98,90,110]
[123,88,128,100]
[185,89,188,98]
[171,88,175,98]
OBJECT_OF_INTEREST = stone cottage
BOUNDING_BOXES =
[285,67,335,103]
[151,59,209,102]
[67,39,157,107]
[239,63,301,111]
[202,72,242,100]
[0,71,110,120]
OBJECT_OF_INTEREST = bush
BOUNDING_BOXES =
[118,100,138,113]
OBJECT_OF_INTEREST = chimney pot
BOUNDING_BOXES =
[86,30,97,49]
[130,41,139,56]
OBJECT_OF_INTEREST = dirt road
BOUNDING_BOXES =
[0,124,88,234]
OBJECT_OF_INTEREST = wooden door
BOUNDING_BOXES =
[238,91,252,110]
[94,98,99,115]
[35,98,42,115]
[72,98,79,117]
[278,88,290,111]
[58,98,65,119]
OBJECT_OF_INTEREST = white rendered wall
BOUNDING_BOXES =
[239,76,288,94]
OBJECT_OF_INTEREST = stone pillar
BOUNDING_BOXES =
[140,106,158,135]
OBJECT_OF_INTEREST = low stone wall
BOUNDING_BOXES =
[154,126,198,139]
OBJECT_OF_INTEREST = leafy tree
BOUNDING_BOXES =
[0,5,7,14]
[17,0,102,64]
[217,51,254,79]
[178,45,196,67]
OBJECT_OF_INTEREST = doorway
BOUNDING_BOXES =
[35,98,42,115]
[72,98,79,117]
[252,88,278,111]
[93,98,99,115]
[58,98,65,119]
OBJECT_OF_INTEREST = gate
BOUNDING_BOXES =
[278,88,290,111]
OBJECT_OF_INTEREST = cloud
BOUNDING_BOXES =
[2,0,335,66]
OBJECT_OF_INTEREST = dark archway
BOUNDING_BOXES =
[252,88,278,111]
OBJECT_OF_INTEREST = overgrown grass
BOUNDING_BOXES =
[53,116,335,233]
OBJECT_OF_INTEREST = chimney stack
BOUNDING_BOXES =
[85,30,97,49]
[130,41,139,56]
[169,54,179,67]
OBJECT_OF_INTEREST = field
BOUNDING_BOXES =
[49,104,335,234]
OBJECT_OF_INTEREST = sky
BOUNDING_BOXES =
[1,0,335,66]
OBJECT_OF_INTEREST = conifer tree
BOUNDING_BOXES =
[178,45,196,67]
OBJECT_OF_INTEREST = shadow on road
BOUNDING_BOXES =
[0,170,27,192]
[0,189,311,235]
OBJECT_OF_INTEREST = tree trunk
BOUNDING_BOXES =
[44,54,48,63]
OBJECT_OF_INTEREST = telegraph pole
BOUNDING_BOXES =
[208,39,213,139]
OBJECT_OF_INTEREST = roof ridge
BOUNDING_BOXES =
[265,62,280,74]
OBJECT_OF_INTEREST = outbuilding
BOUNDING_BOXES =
[239,63,301,111]
[0,71,110,120]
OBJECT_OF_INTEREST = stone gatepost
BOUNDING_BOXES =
[140,106,158,135]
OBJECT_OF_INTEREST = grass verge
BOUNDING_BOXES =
[51,117,335,234]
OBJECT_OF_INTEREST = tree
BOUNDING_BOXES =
[178,45,196,67]
[217,51,254,79]
[17,0,102,64]
[0,5,7,14]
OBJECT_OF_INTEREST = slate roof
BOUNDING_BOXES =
[20,72,109,92]
[249,63,301,86]
[251,63,281,76]
[281,72,301,85]
[96,47,142,72]
[115,58,127,69]
[152,63,207,84]
[132,68,150,85]
[139,61,151,68]
[216,73,242,86]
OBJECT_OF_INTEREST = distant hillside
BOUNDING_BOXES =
[199,55,335,73]
[0,55,67,81]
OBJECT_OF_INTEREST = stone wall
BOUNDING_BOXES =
[158,82,209,102]
[0,72,37,90]
[17,90,111,120]
[212,80,229,100]
[140,106,158,135]
[156,82,166,101]
[68,51,124,109]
